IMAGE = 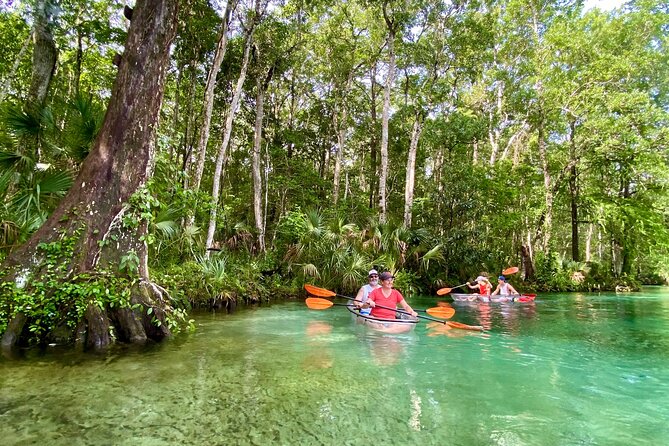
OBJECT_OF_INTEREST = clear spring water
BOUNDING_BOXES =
[1,287,669,445]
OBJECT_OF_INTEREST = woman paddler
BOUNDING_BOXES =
[466,275,492,301]
[366,272,418,319]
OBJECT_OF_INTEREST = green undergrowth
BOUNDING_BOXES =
[153,252,295,308]
[0,273,135,342]
[0,235,190,345]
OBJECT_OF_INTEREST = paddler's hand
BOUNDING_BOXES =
[411,311,417,317]
[368,301,376,307]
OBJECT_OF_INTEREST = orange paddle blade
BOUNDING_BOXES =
[447,321,484,331]
[502,266,519,275]
[305,297,335,310]
[436,287,452,296]
[425,307,456,319]
[304,284,336,298]
[517,294,536,302]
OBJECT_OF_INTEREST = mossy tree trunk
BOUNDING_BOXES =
[1,0,179,350]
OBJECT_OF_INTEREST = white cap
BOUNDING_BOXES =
[368,269,378,276]
[475,275,488,282]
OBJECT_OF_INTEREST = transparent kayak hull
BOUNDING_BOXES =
[346,305,418,334]
[451,293,536,303]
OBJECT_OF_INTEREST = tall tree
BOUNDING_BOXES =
[190,0,237,193]
[205,0,267,253]
[0,11,32,104]
[1,0,179,350]
[378,0,401,223]
[27,0,58,111]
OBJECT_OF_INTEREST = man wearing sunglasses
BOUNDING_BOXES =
[354,269,381,314]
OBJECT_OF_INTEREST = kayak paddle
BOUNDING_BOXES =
[304,285,455,324]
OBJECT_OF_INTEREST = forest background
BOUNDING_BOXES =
[0,0,667,347]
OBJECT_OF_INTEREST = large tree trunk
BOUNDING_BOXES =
[619,182,632,275]
[585,223,593,262]
[521,244,535,281]
[433,147,444,236]
[1,0,179,350]
[190,0,236,193]
[287,73,297,159]
[180,62,198,186]
[74,20,83,96]
[170,61,183,163]
[332,71,355,205]
[488,78,504,165]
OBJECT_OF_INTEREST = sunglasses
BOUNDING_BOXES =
[369,275,378,278]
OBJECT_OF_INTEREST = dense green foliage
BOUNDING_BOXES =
[0,232,190,344]
[1,0,667,329]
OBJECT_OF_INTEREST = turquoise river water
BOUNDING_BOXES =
[1,287,669,445]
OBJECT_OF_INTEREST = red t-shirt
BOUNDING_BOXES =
[479,283,491,296]
[368,288,404,319]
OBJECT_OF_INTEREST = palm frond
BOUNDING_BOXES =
[339,251,369,291]
[63,93,104,161]
[420,244,443,272]
[0,219,20,248]
[154,220,179,239]
[152,205,181,240]
[5,106,40,139]
[304,209,324,238]
[35,169,73,195]
[302,263,320,278]
[196,253,228,280]
[0,169,14,195]
[0,150,35,171]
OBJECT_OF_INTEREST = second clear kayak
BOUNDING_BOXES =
[451,293,537,303]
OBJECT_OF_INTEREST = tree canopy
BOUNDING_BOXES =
[1,0,668,346]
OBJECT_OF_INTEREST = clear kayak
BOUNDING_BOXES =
[346,305,418,334]
[451,293,536,303]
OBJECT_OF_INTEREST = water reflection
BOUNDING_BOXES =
[366,334,407,366]
[449,300,538,334]
[303,320,334,370]
[478,302,493,331]
[305,320,333,338]
[425,321,467,338]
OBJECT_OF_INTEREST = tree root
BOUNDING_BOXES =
[1,313,27,351]
[2,279,175,351]
[84,304,112,350]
